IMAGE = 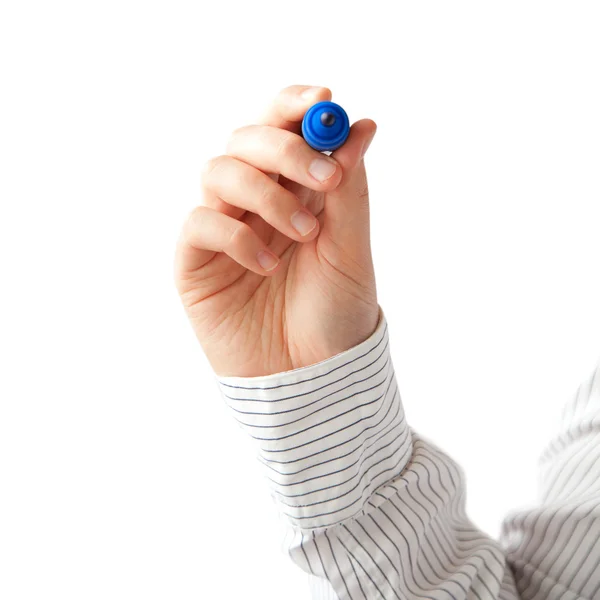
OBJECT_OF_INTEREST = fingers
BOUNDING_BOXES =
[256,84,332,186]
[176,84,355,282]
[177,206,282,276]
[226,125,342,191]
[319,118,378,269]
[201,155,321,242]
[257,85,332,132]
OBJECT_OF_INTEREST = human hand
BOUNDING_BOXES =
[174,85,379,377]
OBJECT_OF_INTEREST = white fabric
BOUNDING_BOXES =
[215,305,600,599]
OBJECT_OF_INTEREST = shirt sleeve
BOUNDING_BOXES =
[213,305,518,600]
[499,359,600,599]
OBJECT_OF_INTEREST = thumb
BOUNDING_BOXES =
[320,118,377,270]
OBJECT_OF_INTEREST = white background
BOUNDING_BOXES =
[1,1,600,598]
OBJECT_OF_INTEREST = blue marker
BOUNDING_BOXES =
[301,101,350,152]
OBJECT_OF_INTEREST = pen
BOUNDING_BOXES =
[301,101,350,153]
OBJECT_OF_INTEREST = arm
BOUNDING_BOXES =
[176,83,599,600]
[216,306,519,600]
[217,313,600,600]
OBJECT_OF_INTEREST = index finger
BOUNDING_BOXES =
[256,85,333,132]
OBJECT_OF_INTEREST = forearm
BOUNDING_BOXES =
[215,306,518,599]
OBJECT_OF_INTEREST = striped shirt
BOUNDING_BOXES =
[215,305,600,599]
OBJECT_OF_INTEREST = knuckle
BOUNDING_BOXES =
[200,155,226,186]
[274,131,299,160]
[255,177,279,211]
[356,175,370,204]
[183,205,206,233]
[180,207,202,246]
[227,223,252,252]
[226,124,253,152]
[280,84,299,98]
[358,182,370,200]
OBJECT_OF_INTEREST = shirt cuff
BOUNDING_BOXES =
[214,305,413,531]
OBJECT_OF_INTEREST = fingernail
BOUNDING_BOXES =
[308,157,337,182]
[291,209,318,236]
[257,250,280,271]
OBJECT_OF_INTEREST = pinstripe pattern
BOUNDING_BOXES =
[215,306,600,599]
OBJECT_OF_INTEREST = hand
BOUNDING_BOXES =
[174,85,379,377]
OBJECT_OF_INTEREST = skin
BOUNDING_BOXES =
[174,85,380,377]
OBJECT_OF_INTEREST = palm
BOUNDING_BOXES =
[180,176,377,378]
